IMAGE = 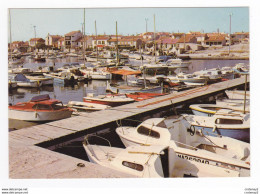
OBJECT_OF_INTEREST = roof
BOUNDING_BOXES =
[65,30,81,36]
[205,35,226,42]
[177,34,197,43]
[161,38,178,44]
[111,69,141,75]
[58,37,65,42]
[92,36,110,40]
[30,38,45,42]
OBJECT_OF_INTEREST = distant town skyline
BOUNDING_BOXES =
[9,7,249,42]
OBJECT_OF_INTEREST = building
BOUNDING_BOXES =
[231,32,249,44]
[92,36,110,49]
[64,30,82,48]
[29,38,45,47]
[57,37,65,50]
[77,35,94,49]
[176,34,201,51]
[205,34,227,46]
[45,34,62,48]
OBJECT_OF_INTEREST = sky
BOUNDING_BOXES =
[9,7,249,42]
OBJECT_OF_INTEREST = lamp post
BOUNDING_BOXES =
[145,18,148,33]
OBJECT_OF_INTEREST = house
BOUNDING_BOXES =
[176,34,202,51]
[142,32,155,40]
[92,36,110,49]
[107,36,143,49]
[171,33,185,39]
[77,35,94,49]
[205,34,227,46]
[57,37,65,50]
[10,41,24,50]
[156,38,178,50]
[231,32,249,44]
[64,30,82,48]
[45,34,62,48]
[29,38,45,47]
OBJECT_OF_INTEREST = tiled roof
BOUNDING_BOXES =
[177,34,196,43]
[65,30,81,36]
[205,35,226,42]
[92,36,110,40]
[30,38,45,42]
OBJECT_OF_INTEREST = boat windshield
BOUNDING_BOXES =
[52,102,64,110]
[32,104,52,110]
[215,118,243,125]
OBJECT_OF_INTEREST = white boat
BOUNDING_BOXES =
[83,93,135,107]
[9,94,73,122]
[216,98,250,112]
[182,112,250,142]
[80,67,111,80]
[67,101,110,111]
[26,75,53,85]
[8,67,32,74]
[8,80,18,89]
[167,72,208,85]
[189,103,249,116]
[225,90,250,100]
[12,74,42,88]
[116,116,250,177]
[165,58,191,68]
[43,72,77,84]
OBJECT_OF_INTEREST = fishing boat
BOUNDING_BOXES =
[67,101,110,111]
[225,90,250,100]
[8,94,73,121]
[167,72,208,86]
[116,116,250,177]
[189,103,249,116]
[126,92,166,101]
[182,112,250,142]
[26,75,53,85]
[83,93,135,107]
[11,74,42,88]
[83,135,240,177]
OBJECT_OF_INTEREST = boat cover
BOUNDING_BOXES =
[14,74,29,82]
[30,94,50,102]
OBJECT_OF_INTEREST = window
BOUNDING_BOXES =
[137,126,160,138]
[52,102,64,110]
[32,104,51,110]
[102,41,105,44]
[215,118,243,125]
[122,161,144,171]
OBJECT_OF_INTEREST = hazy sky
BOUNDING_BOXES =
[9,7,249,42]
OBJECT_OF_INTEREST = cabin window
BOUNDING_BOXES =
[32,104,51,110]
[137,126,160,139]
[52,103,64,110]
[215,118,243,125]
[122,161,144,171]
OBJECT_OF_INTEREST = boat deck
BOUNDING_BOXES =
[9,76,249,178]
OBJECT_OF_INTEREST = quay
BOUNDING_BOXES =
[9,76,249,178]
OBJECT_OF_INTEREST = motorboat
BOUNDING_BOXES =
[8,67,32,74]
[116,116,250,177]
[43,72,77,85]
[11,74,42,88]
[225,90,250,100]
[26,75,54,86]
[83,135,240,177]
[167,72,208,86]
[165,58,191,68]
[34,54,46,62]
[67,101,111,111]
[126,92,166,101]
[9,94,73,121]
[182,112,250,142]
[80,67,112,80]
[83,93,135,107]
[189,103,249,116]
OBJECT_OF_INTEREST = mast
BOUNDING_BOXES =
[153,14,156,63]
[83,8,86,67]
[95,20,98,61]
[116,21,119,67]
[9,9,12,61]
[140,45,147,88]
[243,74,248,114]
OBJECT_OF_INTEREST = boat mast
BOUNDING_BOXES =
[9,9,13,61]
[141,45,147,88]
[83,8,86,67]
[153,14,156,63]
[116,21,119,67]
[243,74,248,114]
[95,20,98,62]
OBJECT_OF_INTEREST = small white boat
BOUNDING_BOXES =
[166,58,191,68]
[8,67,32,74]
[26,75,53,85]
[182,112,250,142]
[83,93,135,107]
[225,90,250,100]
[116,116,250,177]
[189,103,249,116]
[167,72,208,85]
[12,74,42,88]
[9,94,73,122]
[67,101,110,111]
[80,67,112,80]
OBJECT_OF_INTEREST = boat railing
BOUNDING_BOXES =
[83,134,111,147]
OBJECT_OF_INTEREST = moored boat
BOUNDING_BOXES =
[67,101,110,111]
[116,116,250,177]
[9,94,73,122]
[83,93,135,107]
[12,74,42,88]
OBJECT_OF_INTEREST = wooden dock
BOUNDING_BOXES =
[9,76,249,178]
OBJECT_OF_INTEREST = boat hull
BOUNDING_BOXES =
[107,84,163,94]
[8,109,72,122]
[194,126,250,143]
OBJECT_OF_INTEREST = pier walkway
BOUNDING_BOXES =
[9,76,249,178]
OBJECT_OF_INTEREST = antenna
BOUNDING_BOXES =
[33,25,37,38]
